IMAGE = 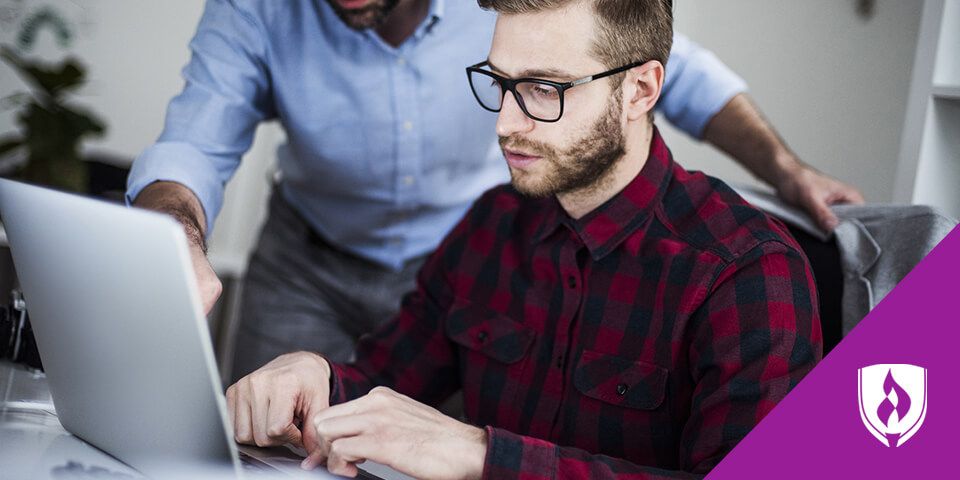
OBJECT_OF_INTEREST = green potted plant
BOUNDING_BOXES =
[0,44,106,193]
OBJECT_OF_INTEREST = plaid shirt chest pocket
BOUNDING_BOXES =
[446,300,535,362]
[573,350,668,410]
[446,300,535,414]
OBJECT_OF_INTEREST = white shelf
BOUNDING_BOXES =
[933,0,960,85]
[932,85,960,100]
[895,0,960,221]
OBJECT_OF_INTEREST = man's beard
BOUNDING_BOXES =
[499,91,626,199]
[326,0,401,31]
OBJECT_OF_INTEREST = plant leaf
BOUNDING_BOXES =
[0,136,25,157]
[1,45,87,97]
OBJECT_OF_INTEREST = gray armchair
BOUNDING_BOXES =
[734,186,957,355]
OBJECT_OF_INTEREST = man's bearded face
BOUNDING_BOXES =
[499,89,626,199]
[326,0,402,31]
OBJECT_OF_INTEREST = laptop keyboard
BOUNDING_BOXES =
[238,449,385,479]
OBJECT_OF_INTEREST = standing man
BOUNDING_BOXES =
[225,0,822,478]
[126,0,849,380]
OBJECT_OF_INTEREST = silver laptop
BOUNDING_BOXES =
[0,179,391,479]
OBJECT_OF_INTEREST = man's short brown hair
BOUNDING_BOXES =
[477,0,673,71]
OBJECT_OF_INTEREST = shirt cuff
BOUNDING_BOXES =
[326,358,349,405]
[125,142,231,236]
[481,426,558,480]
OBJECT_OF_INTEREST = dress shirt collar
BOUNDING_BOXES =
[411,0,446,38]
[533,126,674,261]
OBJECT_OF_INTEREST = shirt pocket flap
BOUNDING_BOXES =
[446,301,534,364]
[573,350,668,410]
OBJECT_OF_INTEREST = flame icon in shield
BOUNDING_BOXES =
[858,364,927,447]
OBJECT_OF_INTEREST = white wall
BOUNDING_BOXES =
[664,0,924,203]
[0,0,204,163]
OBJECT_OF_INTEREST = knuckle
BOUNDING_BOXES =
[328,440,344,457]
[248,374,269,390]
[266,425,285,439]
[368,386,395,402]
[313,419,328,437]
[254,432,272,447]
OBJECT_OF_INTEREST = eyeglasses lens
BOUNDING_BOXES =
[469,70,562,122]
[469,70,504,111]
[515,82,561,121]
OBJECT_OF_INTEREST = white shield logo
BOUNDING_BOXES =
[858,364,927,447]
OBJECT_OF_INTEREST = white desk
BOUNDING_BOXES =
[0,360,147,479]
[0,360,408,480]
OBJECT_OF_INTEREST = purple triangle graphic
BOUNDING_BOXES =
[707,225,960,479]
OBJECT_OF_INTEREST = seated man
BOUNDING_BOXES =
[226,0,822,478]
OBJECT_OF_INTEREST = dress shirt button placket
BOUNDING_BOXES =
[390,45,421,225]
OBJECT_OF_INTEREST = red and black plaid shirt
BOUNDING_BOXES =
[329,128,822,479]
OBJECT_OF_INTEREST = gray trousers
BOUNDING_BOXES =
[229,192,428,383]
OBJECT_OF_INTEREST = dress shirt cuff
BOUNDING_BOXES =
[325,358,348,406]
[125,142,228,237]
[481,426,557,479]
[660,34,748,139]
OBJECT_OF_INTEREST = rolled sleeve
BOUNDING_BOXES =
[126,142,236,234]
[659,33,748,139]
[125,0,273,235]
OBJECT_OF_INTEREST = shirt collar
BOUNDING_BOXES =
[533,126,675,260]
[414,0,445,38]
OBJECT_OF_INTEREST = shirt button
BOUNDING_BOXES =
[404,121,414,131]
[403,176,415,187]
[616,383,629,396]
[397,57,407,66]
[477,331,488,343]
[556,355,564,368]
[567,276,576,288]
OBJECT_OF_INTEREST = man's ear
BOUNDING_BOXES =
[624,60,664,122]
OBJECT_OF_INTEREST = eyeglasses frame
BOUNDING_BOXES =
[465,60,648,123]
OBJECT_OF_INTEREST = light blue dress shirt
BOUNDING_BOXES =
[127,0,746,270]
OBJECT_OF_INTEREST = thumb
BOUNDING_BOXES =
[297,354,333,461]
[300,445,327,471]
[299,389,332,454]
[299,408,328,471]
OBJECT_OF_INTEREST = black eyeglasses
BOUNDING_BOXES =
[466,60,647,123]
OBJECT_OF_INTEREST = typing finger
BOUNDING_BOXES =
[326,436,368,478]
[314,413,375,447]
